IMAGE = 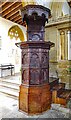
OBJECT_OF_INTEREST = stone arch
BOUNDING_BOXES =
[8,25,25,42]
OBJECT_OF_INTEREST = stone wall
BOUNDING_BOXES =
[45,15,71,88]
[45,26,57,62]
[57,60,71,89]
[49,61,58,78]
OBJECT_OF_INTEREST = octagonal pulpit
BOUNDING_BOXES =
[16,5,54,115]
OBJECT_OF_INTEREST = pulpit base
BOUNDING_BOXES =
[19,84,51,115]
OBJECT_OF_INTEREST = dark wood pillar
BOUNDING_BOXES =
[16,5,54,115]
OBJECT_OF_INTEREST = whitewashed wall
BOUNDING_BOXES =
[0,17,26,74]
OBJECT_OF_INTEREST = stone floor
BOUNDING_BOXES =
[0,92,71,119]
[0,74,71,119]
[0,73,21,85]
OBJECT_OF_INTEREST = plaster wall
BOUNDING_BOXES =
[0,17,26,74]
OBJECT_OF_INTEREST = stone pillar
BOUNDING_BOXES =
[60,31,65,60]
[67,30,71,60]
[65,30,68,60]
[16,5,54,115]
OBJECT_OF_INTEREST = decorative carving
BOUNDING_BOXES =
[28,32,44,41]
[23,54,29,65]
[30,53,39,68]
[41,69,48,83]
[22,49,28,54]
[22,69,29,84]
[42,49,48,53]
[17,4,55,115]
[21,48,49,85]
[41,53,48,67]
[30,69,39,84]
[20,5,51,42]
[30,49,39,53]
[32,34,40,41]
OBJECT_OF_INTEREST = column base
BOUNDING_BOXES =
[19,84,51,115]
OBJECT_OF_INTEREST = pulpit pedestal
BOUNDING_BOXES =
[15,5,54,114]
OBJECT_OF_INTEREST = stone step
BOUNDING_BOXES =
[0,84,19,92]
[0,75,21,83]
[0,87,19,99]
[0,81,20,90]
[0,75,20,99]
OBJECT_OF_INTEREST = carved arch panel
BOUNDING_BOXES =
[41,53,48,68]
[22,69,29,84]
[30,53,39,68]
[30,69,40,85]
[41,69,48,83]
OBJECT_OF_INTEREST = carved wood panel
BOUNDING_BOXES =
[30,53,39,68]
[22,69,29,84]
[41,53,49,68]
[30,69,40,85]
[41,69,48,83]
[21,48,49,85]
[22,53,29,68]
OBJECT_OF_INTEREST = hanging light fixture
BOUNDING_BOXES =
[8,25,25,42]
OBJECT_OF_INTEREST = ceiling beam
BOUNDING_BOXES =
[18,21,23,25]
[0,1,19,13]
[9,12,19,20]
[5,10,19,19]
[5,5,22,19]
[13,16,22,22]
[0,1,8,8]
[2,2,22,17]
[17,18,22,24]
[19,21,26,27]
[0,2,13,13]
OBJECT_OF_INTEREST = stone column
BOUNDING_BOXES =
[67,30,71,60]
[60,31,65,60]
[65,30,68,60]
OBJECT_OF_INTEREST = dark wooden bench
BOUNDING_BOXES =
[58,89,71,100]
[49,77,59,90]
[0,64,15,77]
[50,79,71,106]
